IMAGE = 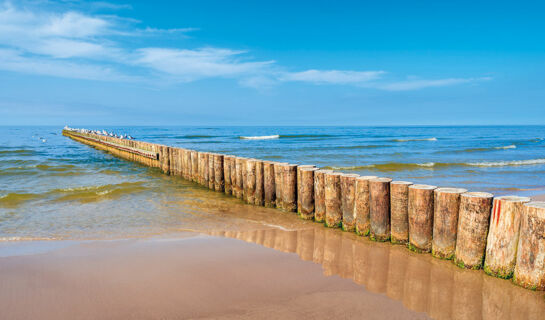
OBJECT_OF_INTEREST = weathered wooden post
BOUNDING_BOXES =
[263,161,276,208]
[241,158,248,200]
[208,153,215,190]
[197,152,205,184]
[340,173,359,232]
[454,192,493,269]
[513,201,545,290]
[160,146,170,174]
[432,187,467,259]
[325,171,342,228]
[282,164,298,212]
[408,184,436,253]
[214,154,224,192]
[298,167,318,220]
[355,176,377,236]
[314,169,332,223]
[297,165,316,210]
[234,157,244,199]
[203,153,210,187]
[254,159,264,206]
[273,162,287,209]
[191,151,198,183]
[390,181,412,244]
[369,177,392,241]
[245,159,257,204]
[223,155,232,195]
[484,196,530,278]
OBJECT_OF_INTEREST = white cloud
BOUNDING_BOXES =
[0,1,492,91]
[0,48,134,81]
[280,69,385,84]
[135,47,274,81]
[376,77,492,91]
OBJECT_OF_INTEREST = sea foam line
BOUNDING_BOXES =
[240,135,280,140]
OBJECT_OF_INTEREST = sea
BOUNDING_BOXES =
[1,125,545,241]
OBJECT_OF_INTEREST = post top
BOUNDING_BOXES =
[370,177,392,183]
[409,184,437,190]
[357,175,378,181]
[435,187,467,194]
[496,195,531,202]
[462,191,494,198]
[391,181,413,185]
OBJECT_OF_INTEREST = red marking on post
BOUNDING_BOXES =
[496,200,502,227]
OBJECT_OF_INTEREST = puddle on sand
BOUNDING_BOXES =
[207,228,545,320]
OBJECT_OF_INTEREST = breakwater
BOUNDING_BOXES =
[62,128,545,291]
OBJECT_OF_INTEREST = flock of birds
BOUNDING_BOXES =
[64,126,134,140]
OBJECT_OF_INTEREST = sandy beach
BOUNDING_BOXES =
[2,227,544,319]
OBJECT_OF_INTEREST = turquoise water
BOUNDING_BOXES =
[1,125,544,240]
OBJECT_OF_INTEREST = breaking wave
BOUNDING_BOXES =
[392,137,437,142]
[240,135,280,140]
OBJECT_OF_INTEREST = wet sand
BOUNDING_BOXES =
[0,235,428,320]
[2,228,545,320]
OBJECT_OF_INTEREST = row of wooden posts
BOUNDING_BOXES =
[63,129,545,291]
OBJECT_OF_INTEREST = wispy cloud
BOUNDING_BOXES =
[375,77,493,91]
[0,1,492,91]
[280,69,385,84]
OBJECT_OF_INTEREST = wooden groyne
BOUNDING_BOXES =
[62,129,545,291]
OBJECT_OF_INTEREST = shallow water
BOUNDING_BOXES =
[1,125,545,240]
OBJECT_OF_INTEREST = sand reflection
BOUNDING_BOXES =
[208,228,545,320]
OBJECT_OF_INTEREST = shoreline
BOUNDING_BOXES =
[1,229,544,319]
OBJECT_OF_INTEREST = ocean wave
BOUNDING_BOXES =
[0,149,37,156]
[392,137,437,142]
[494,145,516,149]
[324,158,545,172]
[178,135,220,139]
[240,135,280,140]
[0,192,42,208]
[467,159,545,167]
[51,181,148,203]
[279,134,336,139]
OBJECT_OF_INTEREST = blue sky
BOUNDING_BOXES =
[0,0,544,125]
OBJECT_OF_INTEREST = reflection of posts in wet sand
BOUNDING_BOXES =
[209,227,545,319]
[429,259,453,320]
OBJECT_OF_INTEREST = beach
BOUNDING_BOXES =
[1,126,545,319]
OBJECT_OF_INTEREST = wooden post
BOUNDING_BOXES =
[191,151,198,183]
[263,161,276,208]
[214,154,224,192]
[203,153,210,187]
[355,176,377,236]
[484,196,530,278]
[234,157,244,199]
[273,162,287,209]
[369,177,392,241]
[297,165,316,211]
[298,167,318,220]
[254,160,264,206]
[241,158,248,200]
[408,184,437,253]
[314,170,332,223]
[454,192,493,269]
[208,153,215,189]
[245,159,256,204]
[160,146,170,174]
[282,164,298,212]
[513,201,545,290]
[340,173,359,232]
[432,187,467,259]
[324,171,342,228]
[197,152,204,185]
[390,181,412,244]
[224,155,232,195]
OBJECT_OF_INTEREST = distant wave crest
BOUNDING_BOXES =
[240,135,280,140]
[393,137,437,142]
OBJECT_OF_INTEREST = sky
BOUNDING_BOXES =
[0,0,544,126]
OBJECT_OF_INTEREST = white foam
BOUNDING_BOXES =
[417,162,436,167]
[240,135,280,140]
[494,145,516,149]
[395,137,437,142]
[467,158,545,167]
